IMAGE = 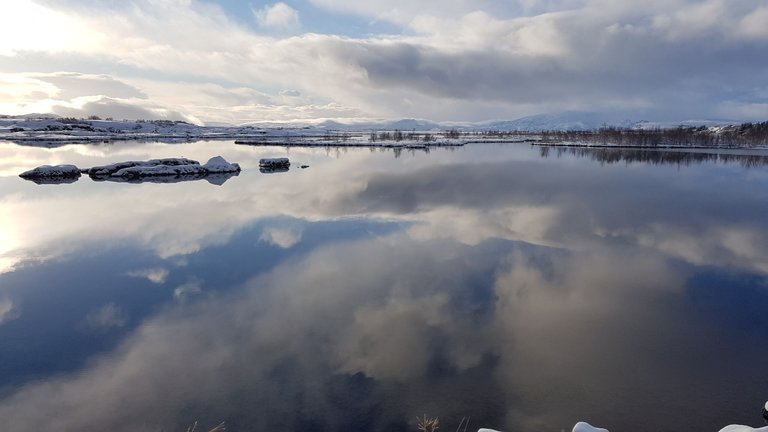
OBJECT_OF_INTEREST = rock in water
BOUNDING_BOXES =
[259,157,290,168]
[19,164,81,181]
[202,156,241,173]
[88,158,200,178]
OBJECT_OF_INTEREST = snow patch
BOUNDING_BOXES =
[573,422,610,432]
[718,426,768,432]
[203,156,241,173]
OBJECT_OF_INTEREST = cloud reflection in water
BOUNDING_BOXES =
[0,143,767,430]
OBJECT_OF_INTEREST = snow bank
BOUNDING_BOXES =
[475,419,768,432]
[19,164,81,180]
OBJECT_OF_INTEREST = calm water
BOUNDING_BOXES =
[1,141,767,432]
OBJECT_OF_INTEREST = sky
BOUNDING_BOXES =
[0,0,767,124]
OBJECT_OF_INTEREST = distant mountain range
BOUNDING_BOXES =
[311,112,740,132]
[3,111,744,132]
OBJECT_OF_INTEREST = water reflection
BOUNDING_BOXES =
[0,142,767,431]
[538,145,768,167]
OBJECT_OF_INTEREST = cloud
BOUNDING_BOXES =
[33,72,147,100]
[83,303,127,332]
[51,96,199,123]
[173,280,203,302]
[1,0,766,121]
[0,235,510,430]
[259,226,303,249]
[0,299,20,325]
[1,227,753,431]
[253,2,301,30]
[0,73,198,122]
[126,268,170,285]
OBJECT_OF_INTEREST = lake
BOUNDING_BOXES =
[1,140,767,432]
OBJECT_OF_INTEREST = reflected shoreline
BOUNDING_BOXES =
[537,145,768,167]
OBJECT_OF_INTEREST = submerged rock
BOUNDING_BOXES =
[19,164,81,180]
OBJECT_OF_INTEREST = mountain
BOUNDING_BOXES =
[477,111,636,132]
[315,118,442,131]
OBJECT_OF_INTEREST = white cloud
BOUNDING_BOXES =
[174,280,203,302]
[1,0,767,124]
[739,6,768,39]
[83,303,127,332]
[0,231,696,431]
[253,2,301,30]
[126,268,170,285]
[0,0,104,56]
[259,226,303,248]
[0,299,20,325]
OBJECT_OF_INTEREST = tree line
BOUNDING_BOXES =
[539,122,768,147]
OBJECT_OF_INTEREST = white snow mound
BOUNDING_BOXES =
[203,156,241,173]
[573,422,609,432]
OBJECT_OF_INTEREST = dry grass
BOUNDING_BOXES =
[416,415,439,432]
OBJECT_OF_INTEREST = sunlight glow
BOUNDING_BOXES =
[0,0,103,56]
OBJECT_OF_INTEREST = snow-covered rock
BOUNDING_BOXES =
[88,158,200,178]
[573,422,609,432]
[202,156,241,173]
[718,426,768,432]
[19,164,81,179]
[109,157,240,178]
[112,163,209,178]
[259,157,290,167]
[89,156,240,180]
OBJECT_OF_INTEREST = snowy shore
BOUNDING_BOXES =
[478,421,768,432]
